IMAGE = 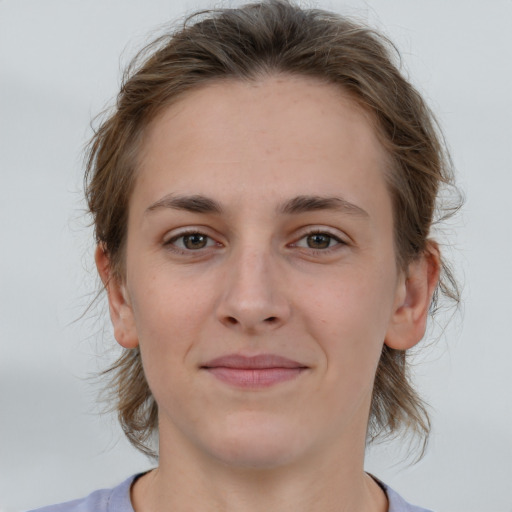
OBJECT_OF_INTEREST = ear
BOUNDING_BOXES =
[95,244,139,349]
[385,242,441,350]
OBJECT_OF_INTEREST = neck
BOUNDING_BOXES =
[131,421,387,512]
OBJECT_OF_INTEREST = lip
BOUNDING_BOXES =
[201,354,308,389]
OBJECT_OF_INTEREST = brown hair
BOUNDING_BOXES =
[86,0,460,458]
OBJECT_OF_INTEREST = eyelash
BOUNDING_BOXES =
[163,228,346,256]
[164,229,221,254]
[290,229,346,253]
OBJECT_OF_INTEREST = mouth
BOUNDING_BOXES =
[201,354,309,389]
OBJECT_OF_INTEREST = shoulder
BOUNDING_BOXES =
[380,481,435,512]
[27,473,433,512]
[26,474,139,512]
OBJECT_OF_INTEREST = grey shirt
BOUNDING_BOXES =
[27,474,434,512]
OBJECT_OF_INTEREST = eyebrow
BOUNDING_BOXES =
[146,194,223,215]
[145,193,368,218]
[278,195,369,217]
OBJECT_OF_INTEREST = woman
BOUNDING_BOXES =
[30,1,458,510]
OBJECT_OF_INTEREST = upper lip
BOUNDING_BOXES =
[201,354,307,369]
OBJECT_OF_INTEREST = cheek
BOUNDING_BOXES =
[127,265,217,377]
[129,255,213,328]
[299,264,397,383]
[127,273,218,420]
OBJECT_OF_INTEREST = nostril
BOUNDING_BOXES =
[222,315,280,327]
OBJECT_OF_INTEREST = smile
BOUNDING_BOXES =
[201,354,309,389]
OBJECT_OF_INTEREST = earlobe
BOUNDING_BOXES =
[385,243,441,351]
[94,244,139,349]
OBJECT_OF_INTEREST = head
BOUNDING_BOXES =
[87,0,459,459]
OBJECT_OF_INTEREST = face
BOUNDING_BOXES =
[101,76,430,470]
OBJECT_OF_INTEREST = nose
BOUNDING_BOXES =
[216,246,291,333]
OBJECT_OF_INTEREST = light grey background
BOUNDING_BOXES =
[1,1,511,511]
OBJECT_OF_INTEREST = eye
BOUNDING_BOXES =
[293,231,344,250]
[166,232,218,251]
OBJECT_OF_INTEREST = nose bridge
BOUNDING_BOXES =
[217,241,289,331]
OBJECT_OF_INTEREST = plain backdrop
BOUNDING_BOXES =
[1,1,511,511]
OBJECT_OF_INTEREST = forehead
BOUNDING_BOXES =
[133,75,391,216]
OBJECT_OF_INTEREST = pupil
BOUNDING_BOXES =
[184,234,207,249]
[307,234,330,249]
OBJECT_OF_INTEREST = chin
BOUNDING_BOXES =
[203,412,309,469]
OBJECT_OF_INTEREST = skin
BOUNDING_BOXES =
[96,75,439,512]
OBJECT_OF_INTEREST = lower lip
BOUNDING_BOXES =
[204,367,306,388]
